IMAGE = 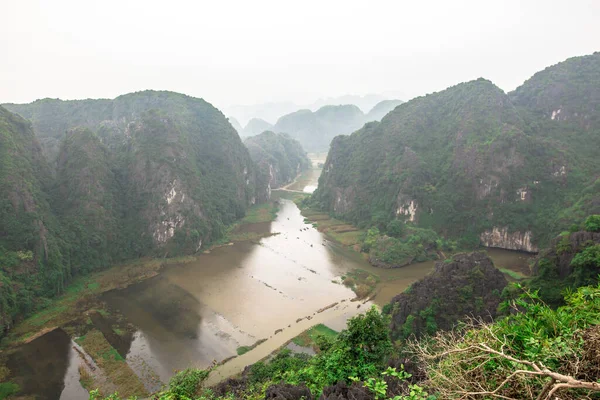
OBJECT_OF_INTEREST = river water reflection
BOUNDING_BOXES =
[5,185,534,397]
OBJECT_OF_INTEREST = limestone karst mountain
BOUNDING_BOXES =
[312,53,600,251]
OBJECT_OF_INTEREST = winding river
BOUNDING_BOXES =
[4,165,534,398]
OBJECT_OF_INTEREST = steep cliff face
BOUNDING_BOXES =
[314,79,565,247]
[0,107,68,334]
[244,131,311,192]
[313,54,600,250]
[479,227,538,253]
[0,92,269,336]
[5,91,264,254]
[54,127,119,272]
[388,252,507,339]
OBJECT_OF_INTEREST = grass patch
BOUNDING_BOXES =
[292,324,338,349]
[229,231,274,242]
[78,365,94,390]
[271,190,310,203]
[0,382,20,400]
[301,208,365,248]
[328,230,363,246]
[499,268,526,281]
[341,269,380,299]
[77,329,147,398]
[236,338,267,355]
[2,255,197,348]
[241,202,279,224]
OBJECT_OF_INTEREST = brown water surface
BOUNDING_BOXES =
[5,163,535,396]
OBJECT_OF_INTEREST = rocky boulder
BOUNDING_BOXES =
[265,383,313,399]
[389,252,508,339]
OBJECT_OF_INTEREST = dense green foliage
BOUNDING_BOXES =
[244,131,311,189]
[529,223,600,307]
[387,252,507,340]
[366,225,447,268]
[585,214,600,232]
[313,53,600,250]
[0,107,69,335]
[0,92,267,337]
[419,284,600,399]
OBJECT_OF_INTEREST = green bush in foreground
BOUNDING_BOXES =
[414,284,600,399]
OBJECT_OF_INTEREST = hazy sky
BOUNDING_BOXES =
[1,0,599,110]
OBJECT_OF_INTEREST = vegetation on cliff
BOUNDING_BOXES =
[526,215,600,307]
[244,131,311,190]
[0,92,269,338]
[387,252,507,340]
[312,53,600,252]
[0,106,68,335]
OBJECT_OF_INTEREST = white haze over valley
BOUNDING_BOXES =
[1,0,599,123]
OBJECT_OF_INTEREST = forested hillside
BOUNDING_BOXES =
[0,107,68,335]
[244,131,311,191]
[0,92,268,337]
[312,53,600,252]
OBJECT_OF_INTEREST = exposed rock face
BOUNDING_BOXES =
[265,383,313,399]
[319,381,373,400]
[333,187,355,214]
[389,252,508,339]
[480,227,538,253]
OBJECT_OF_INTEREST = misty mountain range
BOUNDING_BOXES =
[224,91,405,126]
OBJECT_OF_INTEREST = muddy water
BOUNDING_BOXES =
[102,198,381,385]
[4,168,535,397]
[5,329,89,400]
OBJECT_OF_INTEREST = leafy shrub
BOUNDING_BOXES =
[386,220,406,238]
[168,368,210,398]
[416,284,600,399]
[584,215,600,232]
